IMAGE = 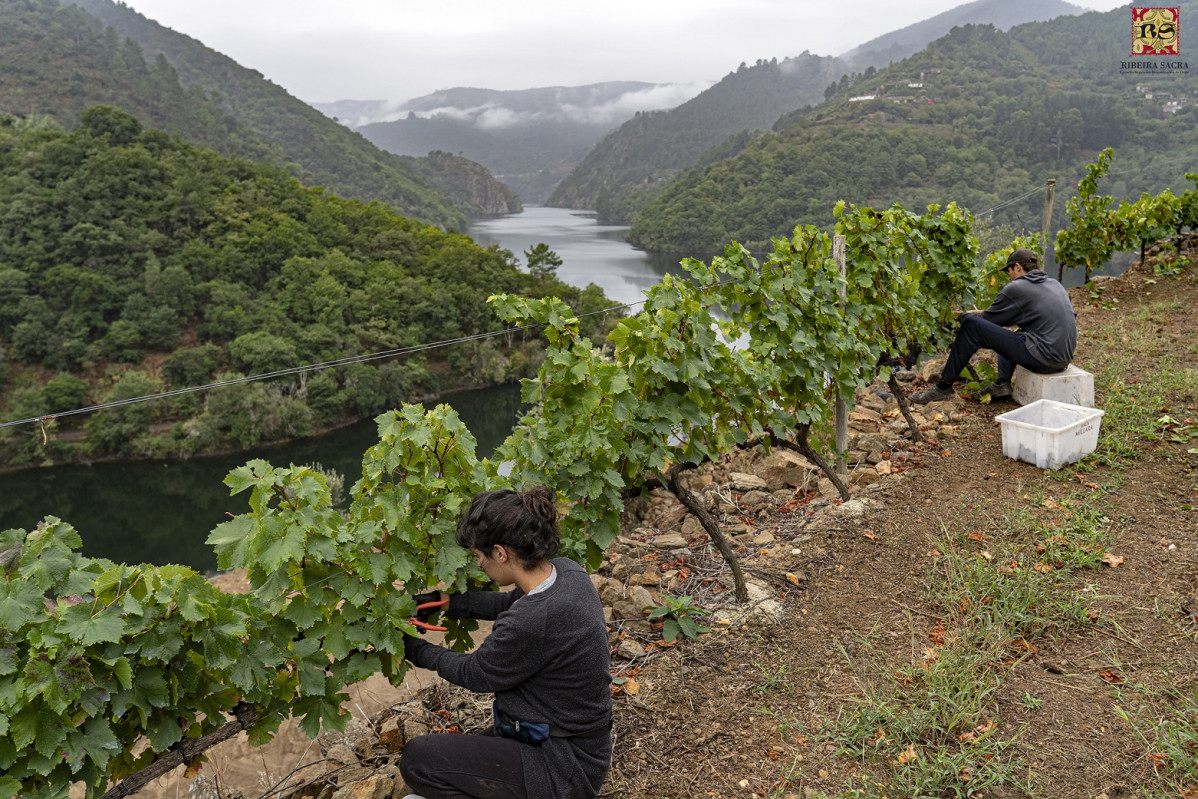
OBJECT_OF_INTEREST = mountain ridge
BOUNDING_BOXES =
[33,0,506,225]
[331,82,707,204]
[625,7,1198,254]
[546,0,1089,222]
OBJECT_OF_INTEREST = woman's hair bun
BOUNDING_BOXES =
[519,485,557,524]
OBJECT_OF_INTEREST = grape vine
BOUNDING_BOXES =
[12,177,1183,796]
[1056,149,1198,282]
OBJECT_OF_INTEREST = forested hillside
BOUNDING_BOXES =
[629,8,1198,253]
[547,55,845,222]
[400,150,522,216]
[0,109,613,467]
[0,0,485,228]
[548,1,1086,225]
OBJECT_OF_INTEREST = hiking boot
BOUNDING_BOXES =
[910,384,954,404]
[980,380,1013,400]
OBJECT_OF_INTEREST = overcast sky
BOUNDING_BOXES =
[116,0,1128,105]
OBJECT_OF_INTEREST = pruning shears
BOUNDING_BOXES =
[410,595,449,634]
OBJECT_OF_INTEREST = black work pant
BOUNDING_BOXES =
[400,732,528,799]
[940,314,1062,387]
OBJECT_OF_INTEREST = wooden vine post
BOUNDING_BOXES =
[833,234,848,477]
[1041,178,1057,279]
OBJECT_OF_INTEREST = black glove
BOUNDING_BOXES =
[411,590,443,625]
[403,632,433,667]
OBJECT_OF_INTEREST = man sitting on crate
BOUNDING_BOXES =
[911,249,1076,404]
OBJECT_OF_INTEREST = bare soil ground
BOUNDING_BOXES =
[110,251,1197,799]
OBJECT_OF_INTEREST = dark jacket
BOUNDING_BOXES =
[408,558,612,799]
[981,269,1076,368]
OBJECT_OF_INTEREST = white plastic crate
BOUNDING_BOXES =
[994,399,1104,470]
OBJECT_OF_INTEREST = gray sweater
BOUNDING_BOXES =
[407,558,612,799]
[981,269,1076,369]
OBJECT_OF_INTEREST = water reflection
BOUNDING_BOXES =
[469,206,680,307]
[0,385,525,572]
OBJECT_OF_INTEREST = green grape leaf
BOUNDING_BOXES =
[256,522,306,572]
[133,668,170,709]
[205,515,254,570]
[282,596,323,630]
[0,580,42,631]
[58,606,125,647]
[77,717,120,769]
[294,693,345,739]
[145,714,183,752]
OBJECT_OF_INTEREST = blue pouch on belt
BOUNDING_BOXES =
[493,705,550,745]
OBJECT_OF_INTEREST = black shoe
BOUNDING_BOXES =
[980,381,1013,400]
[910,384,954,404]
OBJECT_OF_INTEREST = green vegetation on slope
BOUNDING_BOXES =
[400,150,522,217]
[629,9,1198,253]
[0,0,469,228]
[0,109,614,466]
[548,55,845,223]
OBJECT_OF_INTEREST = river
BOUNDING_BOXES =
[470,206,678,306]
[0,208,675,572]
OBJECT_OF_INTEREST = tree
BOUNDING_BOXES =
[524,243,563,286]
[86,371,162,455]
[42,374,89,413]
[228,331,299,376]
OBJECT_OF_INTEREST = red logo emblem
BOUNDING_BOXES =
[1132,7,1180,55]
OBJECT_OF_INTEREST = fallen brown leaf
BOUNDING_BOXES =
[1102,552,1125,568]
[896,744,918,764]
[1098,669,1124,685]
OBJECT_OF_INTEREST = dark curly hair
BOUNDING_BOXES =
[455,486,559,569]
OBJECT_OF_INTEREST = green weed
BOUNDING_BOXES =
[1018,693,1043,710]
[646,594,711,642]
[1082,316,1198,467]
[1152,254,1191,277]
[813,497,1119,797]
[753,661,794,694]
[1114,686,1198,789]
